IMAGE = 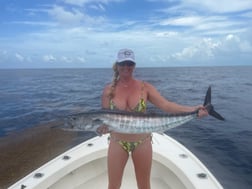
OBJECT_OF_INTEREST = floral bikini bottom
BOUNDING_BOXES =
[109,135,152,153]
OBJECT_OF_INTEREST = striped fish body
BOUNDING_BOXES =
[101,111,197,133]
[65,110,198,134]
[64,86,225,134]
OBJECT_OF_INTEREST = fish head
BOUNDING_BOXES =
[63,115,85,131]
[64,114,102,132]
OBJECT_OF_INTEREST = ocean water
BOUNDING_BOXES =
[0,66,252,189]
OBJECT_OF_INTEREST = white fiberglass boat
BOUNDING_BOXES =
[8,133,223,189]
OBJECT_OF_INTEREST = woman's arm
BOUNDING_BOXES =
[146,82,208,117]
[101,84,111,109]
[98,85,111,135]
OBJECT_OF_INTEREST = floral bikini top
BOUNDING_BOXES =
[109,81,147,112]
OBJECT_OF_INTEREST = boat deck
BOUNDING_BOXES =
[8,133,223,189]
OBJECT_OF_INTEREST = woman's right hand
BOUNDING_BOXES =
[96,124,110,136]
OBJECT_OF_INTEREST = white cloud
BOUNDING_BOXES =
[61,56,73,63]
[155,31,178,37]
[89,3,106,11]
[239,41,252,53]
[1,1,252,68]
[160,16,202,26]
[46,5,106,26]
[48,5,85,25]
[15,53,25,62]
[183,0,252,13]
[77,56,86,63]
[63,0,89,6]
[158,14,248,36]
[221,34,252,53]
[226,34,239,41]
[10,21,57,27]
[63,0,124,6]
[171,38,220,61]
[43,55,56,62]
[3,27,251,67]
[169,34,252,63]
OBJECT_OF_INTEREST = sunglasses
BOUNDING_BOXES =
[117,61,136,67]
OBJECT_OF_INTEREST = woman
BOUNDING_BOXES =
[100,49,208,189]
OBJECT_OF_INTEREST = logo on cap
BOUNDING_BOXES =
[124,50,132,57]
[116,48,135,63]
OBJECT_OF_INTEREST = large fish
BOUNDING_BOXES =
[64,86,224,134]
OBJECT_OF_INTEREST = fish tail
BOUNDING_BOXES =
[203,86,225,121]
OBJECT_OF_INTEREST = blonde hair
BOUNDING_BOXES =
[108,63,119,99]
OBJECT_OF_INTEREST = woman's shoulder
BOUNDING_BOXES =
[134,80,156,94]
[102,83,112,95]
[136,80,154,89]
[135,79,149,85]
[104,83,113,88]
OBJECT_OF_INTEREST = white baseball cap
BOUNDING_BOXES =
[116,49,135,64]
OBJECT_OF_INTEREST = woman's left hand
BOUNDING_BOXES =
[195,105,209,118]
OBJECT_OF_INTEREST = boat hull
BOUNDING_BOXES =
[8,133,223,189]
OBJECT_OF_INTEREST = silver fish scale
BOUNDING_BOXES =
[64,87,225,133]
[100,113,196,133]
[65,110,199,134]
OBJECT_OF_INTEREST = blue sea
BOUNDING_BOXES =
[0,66,251,189]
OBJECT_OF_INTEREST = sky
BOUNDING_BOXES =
[0,0,252,68]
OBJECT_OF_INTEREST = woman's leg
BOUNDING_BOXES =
[107,140,129,189]
[132,139,152,189]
